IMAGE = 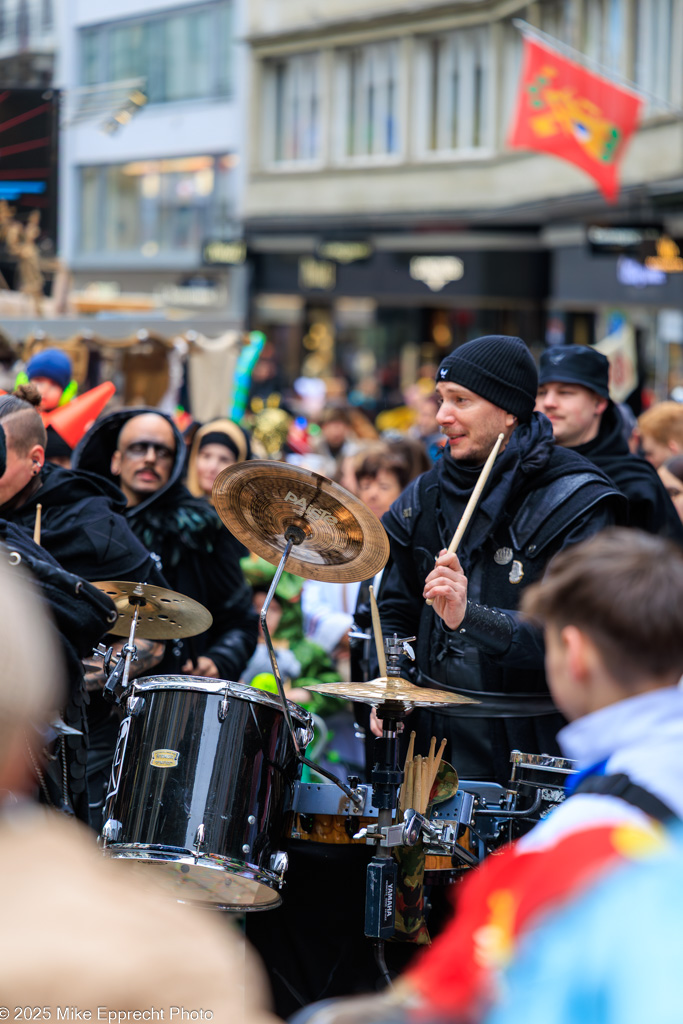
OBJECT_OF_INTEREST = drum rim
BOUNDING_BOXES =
[510,750,577,773]
[131,674,311,725]
[103,845,283,910]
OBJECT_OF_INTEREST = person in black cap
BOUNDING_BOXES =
[536,345,683,542]
[375,335,626,785]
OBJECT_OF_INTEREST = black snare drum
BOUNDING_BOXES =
[101,676,313,911]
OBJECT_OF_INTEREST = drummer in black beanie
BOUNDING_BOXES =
[375,335,626,783]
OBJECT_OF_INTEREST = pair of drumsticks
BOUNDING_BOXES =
[398,731,447,817]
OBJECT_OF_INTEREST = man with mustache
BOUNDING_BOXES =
[375,335,626,785]
[535,344,683,541]
[74,409,257,682]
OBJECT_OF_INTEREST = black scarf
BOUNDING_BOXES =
[439,414,556,571]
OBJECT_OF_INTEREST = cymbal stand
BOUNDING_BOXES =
[101,587,145,705]
[259,526,362,807]
[357,634,416,946]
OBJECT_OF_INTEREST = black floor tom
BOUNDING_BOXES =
[101,676,313,911]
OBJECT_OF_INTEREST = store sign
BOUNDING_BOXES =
[159,284,228,308]
[588,225,660,255]
[316,240,373,264]
[202,239,247,266]
[645,236,683,273]
[409,256,464,292]
[616,256,666,288]
[299,257,336,291]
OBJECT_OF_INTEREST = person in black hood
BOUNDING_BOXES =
[0,388,168,827]
[376,336,626,786]
[73,408,258,682]
[537,345,683,542]
[0,419,118,822]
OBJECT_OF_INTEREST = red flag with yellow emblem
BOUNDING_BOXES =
[507,36,643,202]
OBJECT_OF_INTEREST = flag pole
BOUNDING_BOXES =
[512,19,683,117]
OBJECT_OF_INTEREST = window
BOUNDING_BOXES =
[78,155,237,258]
[581,0,629,76]
[337,42,400,158]
[16,0,29,47]
[499,20,523,147]
[41,0,53,32]
[79,3,233,104]
[268,53,320,163]
[635,0,674,109]
[422,28,490,153]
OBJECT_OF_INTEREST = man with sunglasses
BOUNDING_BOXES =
[74,408,258,684]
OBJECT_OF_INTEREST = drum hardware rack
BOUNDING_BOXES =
[259,525,365,810]
[95,584,148,706]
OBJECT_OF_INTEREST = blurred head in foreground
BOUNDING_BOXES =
[521,528,683,721]
[0,557,62,800]
[0,552,274,1022]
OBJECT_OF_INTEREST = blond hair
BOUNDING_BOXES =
[638,401,683,447]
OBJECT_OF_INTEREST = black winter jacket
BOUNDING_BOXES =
[378,414,626,783]
[571,403,683,543]
[74,409,258,682]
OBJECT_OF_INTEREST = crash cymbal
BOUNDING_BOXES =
[92,581,213,640]
[303,676,480,709]
[212,460,390,583]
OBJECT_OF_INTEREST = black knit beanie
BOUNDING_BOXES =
[437,335,538,422]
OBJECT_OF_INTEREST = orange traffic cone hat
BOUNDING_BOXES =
[43,381,116,449]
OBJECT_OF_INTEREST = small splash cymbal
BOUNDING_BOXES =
[303,676,480,709]
[92,581,213,640]
[212,460,390,583]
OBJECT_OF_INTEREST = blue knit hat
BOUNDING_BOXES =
[26,349,72,391]
[437,335,538,422]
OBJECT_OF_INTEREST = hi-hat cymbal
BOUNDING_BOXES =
[92,581,213,640]
[212,460,390,583]
[303,676,480,709]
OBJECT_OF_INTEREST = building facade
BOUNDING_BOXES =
[56,0,248,328]
[244,0,683,406]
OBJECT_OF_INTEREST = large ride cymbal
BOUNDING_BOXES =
[303,676,480,709]
[212,460,390,583]
[92,581,213,640]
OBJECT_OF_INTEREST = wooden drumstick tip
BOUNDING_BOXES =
[33,502,42,546]
[405,729,416,766]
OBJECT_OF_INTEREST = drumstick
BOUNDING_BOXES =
[33,503,42,545]
[426,432,505,605]
[421,757,431,814]
[369,585,388,679]
[406,730,416,766]
[428,738,448,799]
[413,755,422,815]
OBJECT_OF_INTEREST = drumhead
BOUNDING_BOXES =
[132,674,311,726]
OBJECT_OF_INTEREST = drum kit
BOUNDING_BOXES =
[92,460,576,936]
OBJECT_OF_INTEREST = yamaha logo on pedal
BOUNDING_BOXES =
[383,879,395,924]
